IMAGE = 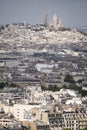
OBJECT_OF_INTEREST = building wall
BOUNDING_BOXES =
[3,104,40,121]
[42,112,49,123]
[42,111,64,130]
[79,113,87,130]
[63,112,79,130]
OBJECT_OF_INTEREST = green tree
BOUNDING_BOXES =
[48,84,60,91]
[68,83,78,90]
[64,74,75,83]
[10,83,17,87]
[77,79,84,83]
[80,127,87,130]
[0,82,6,89]
[41,85,47,91]
[62,84,67,89]
[62,128,71,130]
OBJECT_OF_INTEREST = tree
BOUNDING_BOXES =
[80,127,87,130]
[10,83,17,87]
[62,128,71,130]
[48,84,60,91]
[0,82,6,89]
[62,84,67,89]
[64,74,75,83]
[41,85,47,91]
[68,83,78,90]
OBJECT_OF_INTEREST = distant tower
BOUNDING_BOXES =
[58,20,63,29]
[43,12,48,26]
[23,20,26,26]
[52,14,58,27]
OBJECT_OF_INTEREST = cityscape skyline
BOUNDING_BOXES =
[0,1,87,129]
[0,0,87,28]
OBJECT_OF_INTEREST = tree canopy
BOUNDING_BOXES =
[64,74,75,83]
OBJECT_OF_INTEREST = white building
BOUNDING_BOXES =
[63,112,79,130]
[3,103,40,121]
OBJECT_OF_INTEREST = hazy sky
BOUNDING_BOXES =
[0,0,87,27]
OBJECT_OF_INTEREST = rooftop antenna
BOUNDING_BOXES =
[43,12,48,26]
